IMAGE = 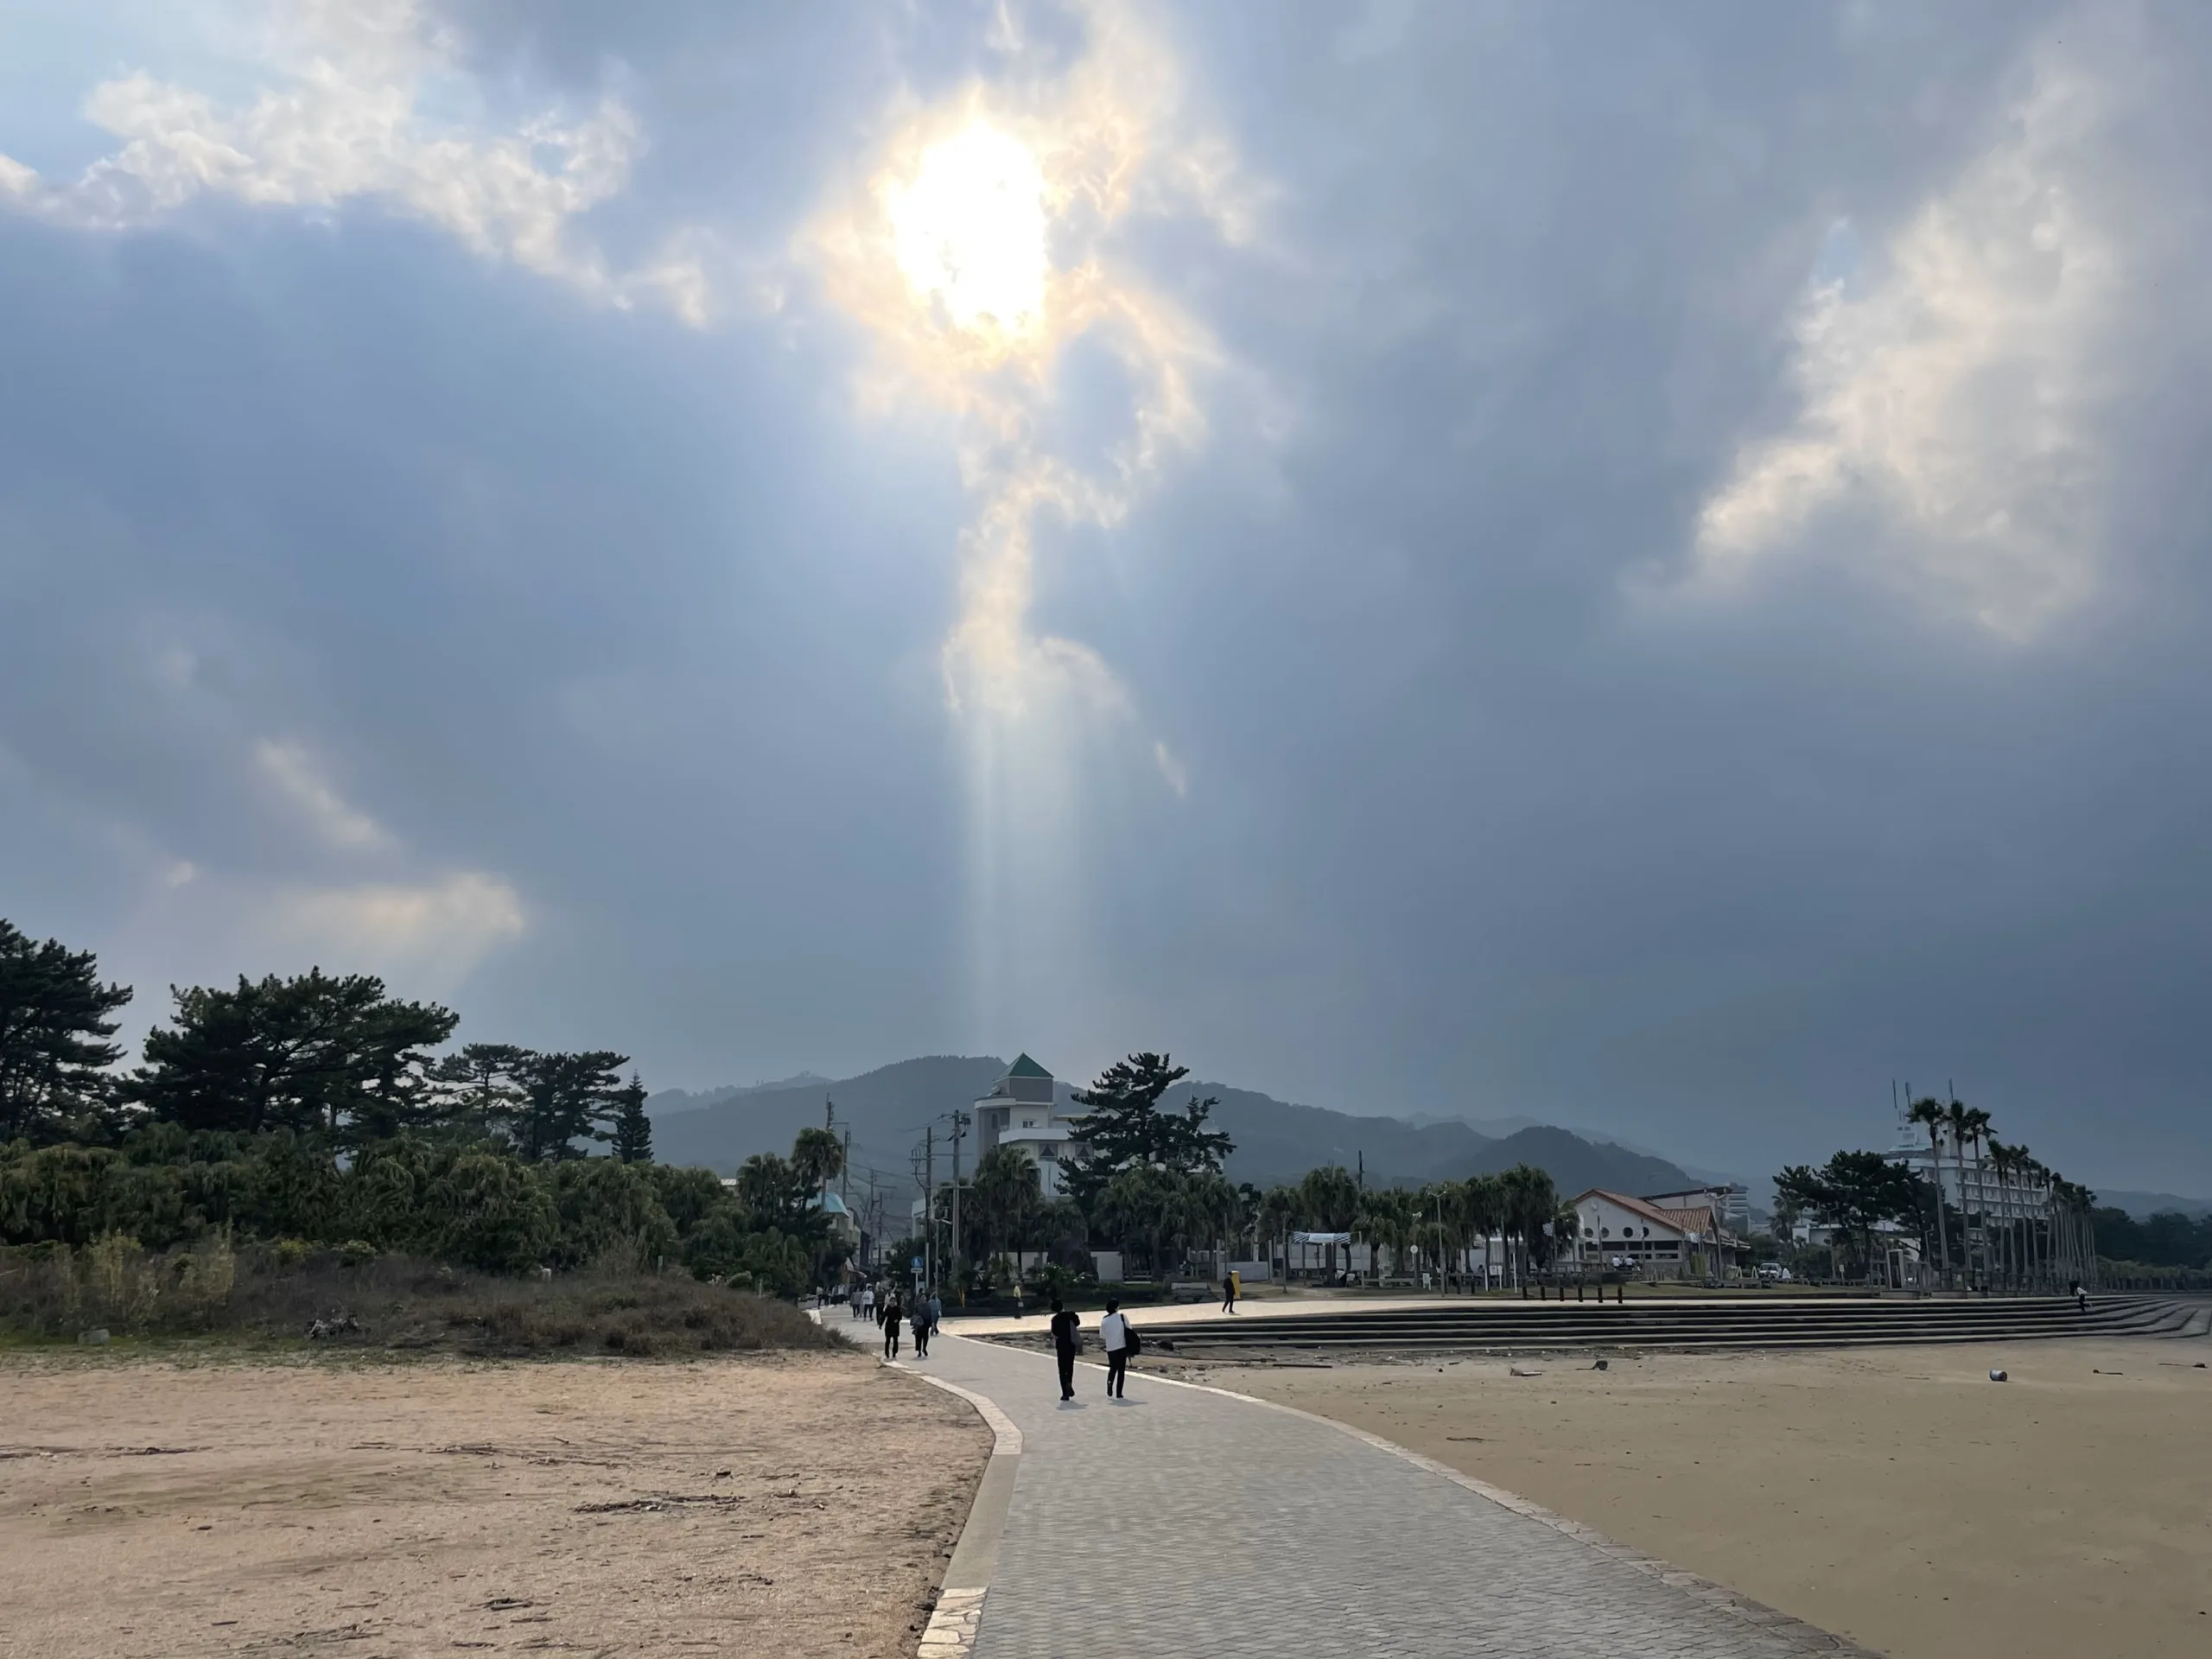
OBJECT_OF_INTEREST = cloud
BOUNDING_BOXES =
[255,738,391,852]
[1152,740,1188,797]
[262,870,526,991]
[1681,34,2120,639]
[808,3,1247,720]
[0,0,705,317]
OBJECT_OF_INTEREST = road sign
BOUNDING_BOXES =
[911,1255,924,1273]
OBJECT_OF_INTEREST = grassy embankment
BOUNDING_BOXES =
[0,1236,842,1357]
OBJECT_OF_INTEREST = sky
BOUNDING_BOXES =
[3,1,2210,1196]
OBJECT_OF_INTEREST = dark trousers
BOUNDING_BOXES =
[914,1325,930,1356]
[1056,1347,1076,1398]
[883,1325,900,1358]
[1107,1349,1128,1396]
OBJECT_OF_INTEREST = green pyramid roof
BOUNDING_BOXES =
[1006,1052,1053,1079]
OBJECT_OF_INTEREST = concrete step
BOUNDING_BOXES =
[1135,1297,2205,1354]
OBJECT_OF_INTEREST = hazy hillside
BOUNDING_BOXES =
[1460,1126,1694,1198]
[651,1057,1005,1197]
[651,1058,1694,1205]
[2099,1190,2212,1221]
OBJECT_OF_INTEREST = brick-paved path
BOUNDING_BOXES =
[905,1332,1872,1658]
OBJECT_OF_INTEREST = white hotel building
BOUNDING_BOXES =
[971,1053,1086,1197]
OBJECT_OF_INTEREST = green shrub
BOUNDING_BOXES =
[431,1152,559,1272]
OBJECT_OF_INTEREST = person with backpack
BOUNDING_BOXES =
[1048,1298,1082,1402]
[911,1296,931,1357]
[1099,1298,1138,1399]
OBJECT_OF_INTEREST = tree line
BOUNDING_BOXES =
[0,918,846,1294]
[1775,1095,2111,1287]
[908,1052,1578,1291]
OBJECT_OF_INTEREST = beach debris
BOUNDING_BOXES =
[1987,1369,2008,1382]
[1509,1366,1542,1377]
[2091,1369,2122,1376]
[76,1328,110,1346]
[1590,1359,1610,1371]
[306,1313,362,1339]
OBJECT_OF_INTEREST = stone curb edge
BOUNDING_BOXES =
[963,1332,1884,1659]
[891,1363,1021,1659]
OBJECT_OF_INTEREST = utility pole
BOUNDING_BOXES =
[923,1127,935,1294]
[950,1109,969,1304]
[841,1125,852,1208]
[861,1166,880,1268]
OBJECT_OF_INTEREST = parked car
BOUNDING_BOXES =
[1757,1262,1792,1283]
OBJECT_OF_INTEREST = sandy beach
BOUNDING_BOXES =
[1209,1333,2212,1659]
[0,1350,988,1659]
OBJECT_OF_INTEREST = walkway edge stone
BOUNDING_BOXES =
[1111,1355,1885,1657]
[896,1366,1022,1659]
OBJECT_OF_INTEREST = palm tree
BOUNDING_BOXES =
[791,1126,845,1194]
[2023,1156,2053,1290]
[1906,1096,1953,1287]
[969,1146,1042,1275]
[1362,1188,1417,1281]
[1997,1142,2035,1292]
[1258,1184,1300,1286]
[1961,1108,1993,1286]
[1942,1100,1986,1285]
[1416,1183,1458,1288]
[1459,1174,1504,1289]
[1494,1165,1558,1288]
[1300,1165,1361,1280]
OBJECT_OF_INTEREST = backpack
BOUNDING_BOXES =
[1121,1319,1141,1357]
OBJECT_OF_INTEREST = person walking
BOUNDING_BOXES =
[1222,1268,1240,1314]
[911,1296,931,1357]
[1100,1298,1134,1399]
[880,1292,903,1360]
[1048,1298,1081,1402]
[925,1288,944,1344]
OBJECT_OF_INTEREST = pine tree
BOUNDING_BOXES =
[0,918,134,1141]
[127,969,455,1139]
[610,1074,653,1164]
[511,1050,629,1161]
[1062,1052,1232,1211]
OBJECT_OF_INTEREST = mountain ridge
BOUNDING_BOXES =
[647,1056,1696,1204]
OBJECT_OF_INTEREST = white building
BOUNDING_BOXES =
[1644,1184,1751,1234]
[971,1053,1086,1198]
[1571,1188,1741,1279]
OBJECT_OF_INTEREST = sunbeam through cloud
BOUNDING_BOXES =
[807,3,1252,1043]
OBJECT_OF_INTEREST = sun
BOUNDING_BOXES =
[887,124,1049,340]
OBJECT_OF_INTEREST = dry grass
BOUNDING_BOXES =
[0,1242,841,1357]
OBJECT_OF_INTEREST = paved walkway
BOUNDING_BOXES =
[897,1333,1870,1658]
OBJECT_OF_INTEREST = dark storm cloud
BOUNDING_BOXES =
[3,2,2209,1192]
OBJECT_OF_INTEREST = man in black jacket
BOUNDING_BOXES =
[1048,1299,1081,1401]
